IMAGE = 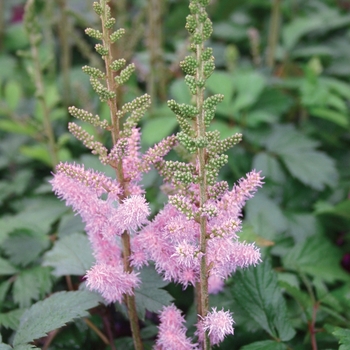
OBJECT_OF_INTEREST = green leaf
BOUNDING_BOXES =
[282,235,350,283]
[253,152,286,184]
[0,257,19,275]
[13,290,101,346]
[20,144,52,167]
[0,309,25,330]
[231,71,266,112]
[2,230,50,267]
[278,281,312,317]
[13,345,40,350]
[57,213,85,238]
[43,233,94,276]
[0,196,67,241]
[169,78,191,104]
[245,110,278,127]
[0,280,13,306]
[4,80,22,111]
[314,199,350,220]
[246,192,288,240]
[333,327,350,350]
[231,261,296,342]
[253,88,293,116]
[13,267,53,308]
[207,71,235,103]
[134,266,173,321]
[285,212,319,243]
[309,107,349,128]
[0,120,37,137]
[142,115,178,145]
[321,76,350,100]
[265,125,338,190]
[241,340,288,350]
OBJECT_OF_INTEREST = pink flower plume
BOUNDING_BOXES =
[155,304,198,350]
[85,263,140,303]
[197,308,234,345]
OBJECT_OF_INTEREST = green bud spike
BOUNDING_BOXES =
[85,28,103,40]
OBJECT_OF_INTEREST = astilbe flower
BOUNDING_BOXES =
[51,146,150,302]
[133,170,263,288]
[196,308,235,345]
[155,304,198,350]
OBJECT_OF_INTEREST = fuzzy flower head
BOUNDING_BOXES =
[155,304,198,350]
[137,170,263,287]
[117,195,150,232]
[85,263,140,303]
[197,308,235,345]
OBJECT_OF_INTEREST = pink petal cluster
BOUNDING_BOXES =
[196,308,235,345]
[51,161,150,303]
[85,263,140,303]
[133,170,263,287]
[155,304,198,350]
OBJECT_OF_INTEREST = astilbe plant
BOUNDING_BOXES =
[50,0,263,349]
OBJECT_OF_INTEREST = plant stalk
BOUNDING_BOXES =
[100,2,143,349]
[195,7,210,350]
[267,0,281,69]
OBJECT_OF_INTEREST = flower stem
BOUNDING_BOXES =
[100,2,143,349]
[195,6,210,350]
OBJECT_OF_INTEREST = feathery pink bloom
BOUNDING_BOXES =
[138,170,263,287]
[122,128,143,195]
[116,195,150,232]
[197,308,234,345]
[155,304,198,350]
[208,275,224,295]
[51,161,150,303]
[85,263,140,303]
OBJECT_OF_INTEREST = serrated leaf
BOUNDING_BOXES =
[0,280,12,307]
[0,309,25,330]
[231,261,296,342]
[333,327,350,350]
[13,345,40,350]
[13,290,101,346]
[282,235,349,283]
[2,230,50,267]
[241,340,288,350]
[279,281,312,317]
[0,196,67,241]
[0,257,18,275]
[253,152,286,184]
[43,233,94,276]
[265,125,338,190]
[13,267,52,308]
[134,266,173,321]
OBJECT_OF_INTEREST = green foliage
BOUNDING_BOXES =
[333,327,350,350]
[43,233,94,276]
[231,261,296,342]
[134,266,173,321]
[12,291,101,347]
